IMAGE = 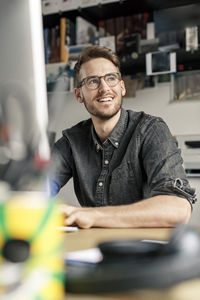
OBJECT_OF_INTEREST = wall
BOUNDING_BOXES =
[48,81,200,225]
[123,82,200,136]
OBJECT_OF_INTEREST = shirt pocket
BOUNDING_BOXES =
[109,161,142,205]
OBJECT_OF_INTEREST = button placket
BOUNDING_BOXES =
[95,143,113,206]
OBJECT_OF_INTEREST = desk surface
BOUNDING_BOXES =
[65,227,172,252]
[65,228,200,300]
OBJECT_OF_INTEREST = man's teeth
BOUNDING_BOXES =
[99,97,112,102]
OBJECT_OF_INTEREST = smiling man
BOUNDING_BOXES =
[50,45,196,228]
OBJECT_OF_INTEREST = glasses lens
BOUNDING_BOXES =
[105,73,119,87]
[85,76,99,89]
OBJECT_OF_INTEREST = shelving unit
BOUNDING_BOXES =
[43,0,200,25]
[42,0,200,77]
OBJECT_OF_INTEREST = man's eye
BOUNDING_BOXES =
[107,75,117,81]
[88,78,98,85]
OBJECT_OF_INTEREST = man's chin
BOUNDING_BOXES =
[92,109,121,120]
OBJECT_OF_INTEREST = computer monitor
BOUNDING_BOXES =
[0,0,50,188]
[0,0,50,159]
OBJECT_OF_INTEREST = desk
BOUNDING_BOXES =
[65,228,200,300]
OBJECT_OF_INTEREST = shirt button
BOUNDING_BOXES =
[104,160,109,165]
[96,144,100,150]
[98,182,103,187]
[115,142,119,147]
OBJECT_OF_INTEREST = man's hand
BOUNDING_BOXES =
[59,195,191,229]
[60,205,96,229]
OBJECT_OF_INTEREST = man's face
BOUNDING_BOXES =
[74,58,126,120]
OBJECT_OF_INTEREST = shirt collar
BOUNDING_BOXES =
[91,125,103,152]
[108,108,128,148]
[91,108,128,151]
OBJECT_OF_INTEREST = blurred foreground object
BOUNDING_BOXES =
[0,1,65,299]
[0,0,50,191]
[0,191,65,300]
[66,224,200,294]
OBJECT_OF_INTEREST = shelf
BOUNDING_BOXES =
[43,0,200,27]
[43,0,200,76]
[76,0,200,21]
[44,49,200,76]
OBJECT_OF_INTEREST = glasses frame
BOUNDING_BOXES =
[78,72,122,90]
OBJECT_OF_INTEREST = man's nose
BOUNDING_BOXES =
[98,78,110,92]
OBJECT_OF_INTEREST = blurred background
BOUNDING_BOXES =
[0,0,199,225]
[42,0,200,226]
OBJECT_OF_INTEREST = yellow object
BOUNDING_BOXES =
[0,192,65,300]
[60,17,68,62]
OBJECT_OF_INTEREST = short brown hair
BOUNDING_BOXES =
[74,45,120,88]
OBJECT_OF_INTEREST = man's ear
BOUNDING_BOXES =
[121,80,126,97]
[74,88,83,103]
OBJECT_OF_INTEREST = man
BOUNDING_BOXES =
[50,45,196,228]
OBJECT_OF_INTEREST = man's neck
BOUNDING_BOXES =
[92,110,121,143]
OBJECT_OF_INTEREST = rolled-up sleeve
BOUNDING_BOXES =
[141,118,197,206]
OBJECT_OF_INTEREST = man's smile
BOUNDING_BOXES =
[97,96,113,103]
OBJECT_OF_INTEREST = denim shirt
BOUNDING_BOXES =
[50,108,197,207]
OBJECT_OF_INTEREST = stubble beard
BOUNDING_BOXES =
[82,96,123,121]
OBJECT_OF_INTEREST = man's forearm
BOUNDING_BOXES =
[89,195,191,228]
[63,195,192,229]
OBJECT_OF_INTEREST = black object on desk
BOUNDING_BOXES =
[65,224,200,294]
[185,140,200,148]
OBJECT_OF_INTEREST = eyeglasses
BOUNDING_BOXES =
[78,72,121,90]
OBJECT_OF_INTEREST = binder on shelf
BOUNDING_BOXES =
[43,28,50,64]
[115,16,125,53]
[65,18,76,47]
[60,17,68,62]
[104,18,115,37]
[49,26,60,63]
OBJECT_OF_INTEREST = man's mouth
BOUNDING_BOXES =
[97,97,113,102]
